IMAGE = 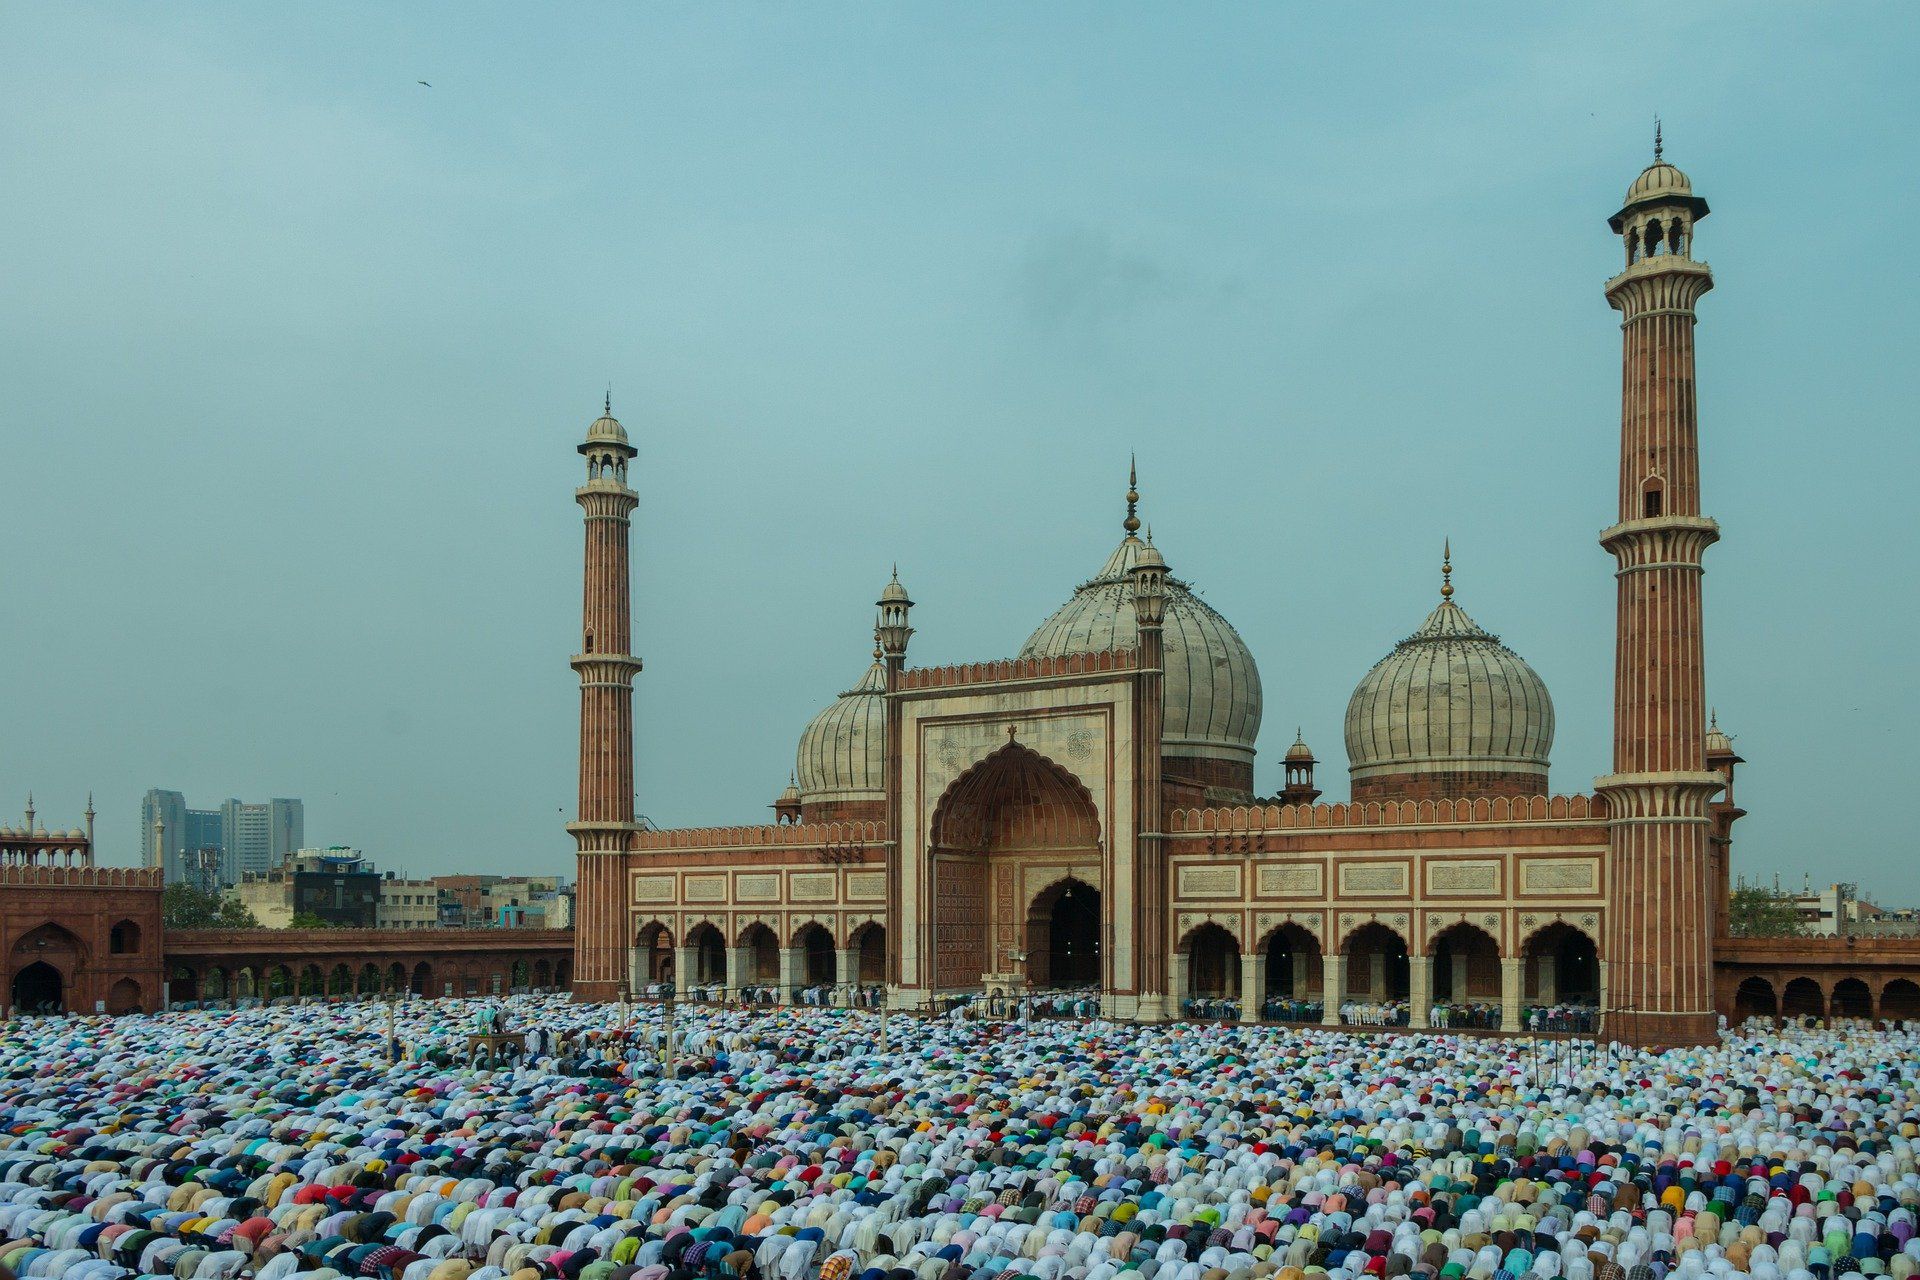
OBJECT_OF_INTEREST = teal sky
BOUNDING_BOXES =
[3,5,1915,896]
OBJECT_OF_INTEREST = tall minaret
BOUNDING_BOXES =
[1128,500,1169,1022]
[569,395,641,1003]
[1598,130,1727,1047]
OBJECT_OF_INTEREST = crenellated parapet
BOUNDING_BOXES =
[0,864,161,888]
[1169,792,1602,835]
[897,649,1138,691]
[631,819,886,853]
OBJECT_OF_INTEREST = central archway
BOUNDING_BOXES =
[1026,878,1101,989]
[929,741,1102,993]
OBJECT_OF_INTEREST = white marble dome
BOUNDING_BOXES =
[1019,534,1262,769]
[1625,159,1692,205]
[795,654,887,803]
[1345,594,1553,786]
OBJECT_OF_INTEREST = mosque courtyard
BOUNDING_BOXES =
[0,998,1915,1280]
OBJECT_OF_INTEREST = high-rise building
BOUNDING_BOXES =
[143,790,298,886]
[220,797,303,877]
[139,790,186,877]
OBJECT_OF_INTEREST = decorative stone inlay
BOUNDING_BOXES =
[1177,865,1242,898]
[1256,864,1322,897]
[735,873,779,902]
[684,875,726,903]
[846,871,886,900]
[1255,911,1323,946]
[790,872,837,902]
[1176,911,1243,945]
[633,875,675,904]
[1519,858,1599,893]
[1427,860,1499,895]
[1339,863,1408,895]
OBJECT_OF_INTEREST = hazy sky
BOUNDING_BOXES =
[4,5,1916,895]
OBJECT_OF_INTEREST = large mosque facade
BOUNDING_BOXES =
[569,147,1744,1047]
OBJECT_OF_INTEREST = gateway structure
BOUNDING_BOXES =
[569,147,1742,1046]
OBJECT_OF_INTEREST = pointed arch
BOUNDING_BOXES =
[928,740,1103,992]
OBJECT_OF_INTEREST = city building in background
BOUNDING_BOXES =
[225,853,571,932]
[231,846,375,928]
[141,790,302,886]
[140,789,229,885]
[376,875,441,930]
[430,875,573,929]
[222,798,303,878]
[1787,881,1920,938]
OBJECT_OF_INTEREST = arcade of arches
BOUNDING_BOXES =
[1174,917,1601,1031]
[627,917,890,997]
[1728,973,1920,1025]
[159,929,572,1010]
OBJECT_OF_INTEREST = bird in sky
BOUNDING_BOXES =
[417,80,432,88]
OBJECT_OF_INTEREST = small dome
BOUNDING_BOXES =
[67,828,84,840]
[879,568,911,606]
[1020,533,1262,769]
[775,776,802,805]
[795,657,887,802]
[1625,160,1692,205]
[1705,712,1736,758]
[585,413,628,446]
[1345,594,1554,789]
[1285,732,1316,764]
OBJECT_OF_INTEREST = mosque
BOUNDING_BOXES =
[569,145,1746,1047]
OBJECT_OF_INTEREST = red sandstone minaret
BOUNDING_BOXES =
[1598,129,1727,1046]
[569,395,641,1002]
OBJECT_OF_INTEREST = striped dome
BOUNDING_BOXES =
[795,657,886,803]
[1019,535,1262,767]
[1344,596,1553,785]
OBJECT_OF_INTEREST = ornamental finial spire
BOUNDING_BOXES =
[1441,538,1454,600]
[604,384,612,417]
[1654,116,1663,163]
[1124,455,1141,536]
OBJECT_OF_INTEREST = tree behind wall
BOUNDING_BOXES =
[162,883,260,929]
[1728,880,1809,938]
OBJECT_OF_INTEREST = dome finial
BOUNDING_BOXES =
[1124,455,1141,536]
[1440,538,1454,600]
[1653,116,1663,163]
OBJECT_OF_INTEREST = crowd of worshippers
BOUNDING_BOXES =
[631,984,886,1009]
[5,993,1920,1280]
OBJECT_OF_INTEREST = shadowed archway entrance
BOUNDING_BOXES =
[929,740,1102,993]
[11,962,62,1014]
[10,923,83,1016]
[1026,879,1101,989]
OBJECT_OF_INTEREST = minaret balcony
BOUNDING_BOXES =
[1599,514,1719,570]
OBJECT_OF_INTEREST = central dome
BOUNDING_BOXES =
[1020,530,1262,792]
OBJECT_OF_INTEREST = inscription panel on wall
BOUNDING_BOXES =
[790,871,838,902]
[1177,865,1243,899]
[684,874,727,903]
[1426,860,1500,896]
[1519,858,1599,895]
[735,873,779,903]
[633,875,676,905]
[847,871,886,901]
[1256,864,1323,898]
[1338,863,1409,896]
